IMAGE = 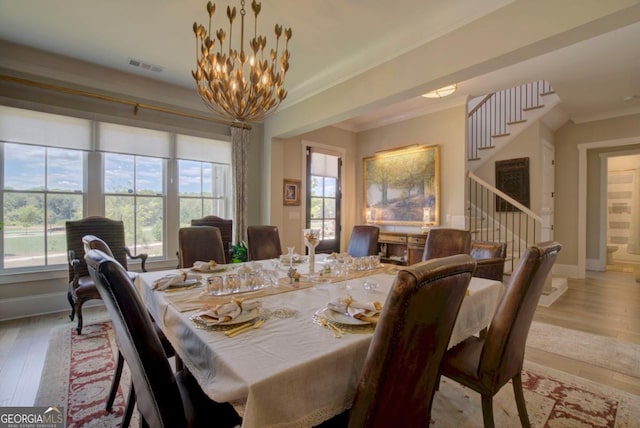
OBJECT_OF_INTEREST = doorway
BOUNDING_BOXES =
[306,147,342,254]
[605,154,640,271]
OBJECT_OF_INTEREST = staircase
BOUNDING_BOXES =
[466,81,567,302]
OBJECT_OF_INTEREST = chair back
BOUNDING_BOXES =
[470,240,507,281]
[85,249,186,427]
[470,240,507,259]
[178,226,226,268]
[422,228,471,261]
[479,241,561,388]
[246,225,282,260]
[349,254,476,428]
[66,216,129,282]
[191,216,233,263]
[347,225,380,257]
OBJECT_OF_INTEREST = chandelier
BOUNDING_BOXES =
[192,0,292,124]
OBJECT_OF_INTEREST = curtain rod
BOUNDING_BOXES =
[0,73,252,130]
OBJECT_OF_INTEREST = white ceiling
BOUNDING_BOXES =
[1,0,639,132]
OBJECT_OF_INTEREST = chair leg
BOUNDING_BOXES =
[121,383,136,428]
[106,351,124,411]
[75,301,84,334]
[513,373,531,428]
[481,394,495,428]
[174,354,184,371]
[67,290,76,321]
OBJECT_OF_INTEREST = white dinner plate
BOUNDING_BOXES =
[320,307,370,325]
[191,266,228,273]
[193,307,260,326]
[168,278,200,288]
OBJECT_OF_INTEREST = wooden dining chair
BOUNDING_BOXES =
[85,248,242,428]
[66,216,147,334]
[422,227,471,261]
[82,235,178,428]
[191,215,233,263]
[439,241,562,428]
[470,240,508,281]
[317,254,476,428]
[178,226,227,268]
[246,225,283,260]
[346,225,380,257]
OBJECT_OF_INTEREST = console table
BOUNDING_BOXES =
[378,231,427,266]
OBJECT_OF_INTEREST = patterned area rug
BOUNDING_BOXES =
[36,322,130,427]
[37,322,640,427]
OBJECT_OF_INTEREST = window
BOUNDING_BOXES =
[104,153,165,257]
[2,143,84,269]
[306,148,341,253]
[178,160,231,226]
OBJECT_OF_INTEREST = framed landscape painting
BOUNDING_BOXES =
[363,145,440,226]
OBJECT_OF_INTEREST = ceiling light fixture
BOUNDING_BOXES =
[192,0,292,124]
[422,84,457,99]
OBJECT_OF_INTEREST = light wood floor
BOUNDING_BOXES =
[1,266,639,407]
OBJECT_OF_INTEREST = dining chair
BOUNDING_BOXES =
[346,225,380,257]
[470,239,508,281]
[191,215,233,263]
[85,248,242,428]
[178,226,227,268]
[246,225,283,260]
[66,216,148,334]
[82,235,179,428]
[422,227,471,261]
[317,254,476,428]
[439,241,562,428]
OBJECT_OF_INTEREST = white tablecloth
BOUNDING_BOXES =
[135,262,503,428]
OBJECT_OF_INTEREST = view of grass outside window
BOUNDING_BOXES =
[178,159,230,226]
[2,143,84,269]
[104,153,164,257]
[310,175,337,239]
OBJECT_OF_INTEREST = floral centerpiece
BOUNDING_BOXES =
[303,228,320,275]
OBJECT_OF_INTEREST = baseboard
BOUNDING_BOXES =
[0,291,101,321]
[538,277,568,307]
[586,258,605,272]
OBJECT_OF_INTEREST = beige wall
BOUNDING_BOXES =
[356,104,468,231]
[269,127,357,252]
[555,113,640,268]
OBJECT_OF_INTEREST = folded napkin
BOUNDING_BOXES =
[194,299,261,325]
[328,296,382,321]
[153,271,201,290]
[192,260,218,272]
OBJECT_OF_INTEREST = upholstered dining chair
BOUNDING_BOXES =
[178,226,227,268]
[85,249,242,428]
[470,240,508,281]
[317,254,476,428]
[422,227,471,261]
[346,225,380,257]
[66,216,147,334]
[439,241,562,428]
[82,235,177,428]
[191,215,233,263]
[247,225,283,260]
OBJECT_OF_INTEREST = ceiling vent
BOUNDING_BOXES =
[128,58,164,73]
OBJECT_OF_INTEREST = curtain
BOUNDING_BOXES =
[231,125,250,244]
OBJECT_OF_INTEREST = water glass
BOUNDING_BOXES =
[224,273,241,293]
[206,276,224,295]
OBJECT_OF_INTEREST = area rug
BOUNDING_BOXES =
[527,321,640,379]
[38,322,640,427]
[36,322,130,428]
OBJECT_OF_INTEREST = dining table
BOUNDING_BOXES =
[134,255,504,428]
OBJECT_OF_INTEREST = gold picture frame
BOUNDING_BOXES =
[283,179,301,206]
[363,145,440,226]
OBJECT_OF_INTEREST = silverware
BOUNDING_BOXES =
[224,319,265,338]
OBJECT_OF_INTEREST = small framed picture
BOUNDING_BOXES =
[283,179,301,206]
